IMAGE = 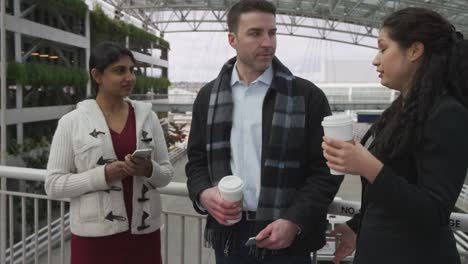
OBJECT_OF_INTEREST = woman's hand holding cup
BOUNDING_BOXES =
[321,114,355,175]
[321,114,384,182]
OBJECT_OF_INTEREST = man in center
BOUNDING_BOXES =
[186,0,343,263]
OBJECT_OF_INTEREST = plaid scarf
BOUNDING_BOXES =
[205,57,305,256]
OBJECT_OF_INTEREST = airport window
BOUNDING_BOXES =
[23,120,58,143]
[20,0,86,36]
[6,125,17,146]
[6,0,13,15]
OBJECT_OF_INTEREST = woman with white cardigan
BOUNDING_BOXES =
[45,42,174,264]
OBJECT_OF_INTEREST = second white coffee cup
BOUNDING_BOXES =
[218,175,244,224]
[322,114,354,175]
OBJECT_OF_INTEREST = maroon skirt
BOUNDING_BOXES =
[70,229,162,264]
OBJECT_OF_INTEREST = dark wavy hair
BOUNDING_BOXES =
[227,0,276,33]
[370,7,468,160]
[88,42,136,95]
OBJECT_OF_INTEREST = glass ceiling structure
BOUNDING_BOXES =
[101,0,468,48]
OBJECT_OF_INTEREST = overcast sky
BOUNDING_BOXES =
[164,32,380,83]
[88,0,381,83]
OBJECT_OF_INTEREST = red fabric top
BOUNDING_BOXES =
[111,104,137,227]
[71,104,161,264]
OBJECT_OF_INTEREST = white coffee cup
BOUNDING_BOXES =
[322,114,354,175]
[218,175,244,224]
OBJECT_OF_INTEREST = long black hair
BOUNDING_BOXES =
[88,41,136,95]
[370,7,468,160]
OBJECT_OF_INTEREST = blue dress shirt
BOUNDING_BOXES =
[230,63,273,211]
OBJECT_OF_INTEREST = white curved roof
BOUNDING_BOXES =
[102,0,468,48]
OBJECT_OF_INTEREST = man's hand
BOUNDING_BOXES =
[199,186,242,226]
[255,219,298,250]
[123,154,153,177]
[329,223,356,263]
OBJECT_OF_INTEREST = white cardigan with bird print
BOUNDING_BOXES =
[45,99,174,237]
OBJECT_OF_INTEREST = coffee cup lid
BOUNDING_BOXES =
[218,176,244,191]
[322,114,353,127]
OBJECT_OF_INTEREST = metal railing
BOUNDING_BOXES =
[0,165,207,264]
[130,84,397,107]
[2,165,468,264]
[455,183,468,214]
[169,146,188,162]
[2,190,69,264]
[459,185,468,207]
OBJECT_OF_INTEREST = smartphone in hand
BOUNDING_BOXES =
[245,237,257,247]
[244,234,270,247]
[132,148,152,159]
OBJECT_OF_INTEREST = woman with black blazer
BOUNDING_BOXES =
[322,8,468,264]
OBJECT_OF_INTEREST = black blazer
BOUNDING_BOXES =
[347,94,468,264]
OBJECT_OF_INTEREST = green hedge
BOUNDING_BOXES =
[37,0,88,19]
[7,62,169,94]
[7,62,88,89]
[91,5,170,49]
[135,76,171,94]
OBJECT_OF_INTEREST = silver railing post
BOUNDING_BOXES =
[181,215,185,264]
[21,197,26,263]
[311,251,317,264]
[198,218,203,264]
[164,213,168,264]
[0,0,8,262]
